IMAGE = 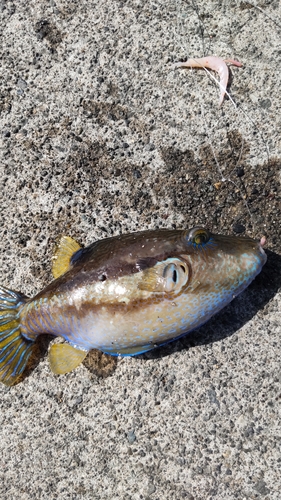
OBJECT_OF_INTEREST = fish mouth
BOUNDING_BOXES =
[258,236,267,265]
[260,236,267,248]
[246,236,267,286]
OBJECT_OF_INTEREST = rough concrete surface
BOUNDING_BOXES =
[0,0,280,499]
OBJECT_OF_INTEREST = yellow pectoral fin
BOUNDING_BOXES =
[138,268,160,292]
[49,344,88,375]
[52,235,81,279]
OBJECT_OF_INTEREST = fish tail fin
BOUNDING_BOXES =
[0,286,34,386]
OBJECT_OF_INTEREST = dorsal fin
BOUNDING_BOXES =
[52,235,81,279]
[49,343,88,374]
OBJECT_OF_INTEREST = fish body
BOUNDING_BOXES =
[0,227,267,385]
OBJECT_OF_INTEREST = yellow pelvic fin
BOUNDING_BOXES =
[49,343,88,375]
[52,235,81,279]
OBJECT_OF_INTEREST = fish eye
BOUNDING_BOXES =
[188,227,210,246]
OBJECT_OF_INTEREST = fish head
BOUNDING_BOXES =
[176,227,267,310]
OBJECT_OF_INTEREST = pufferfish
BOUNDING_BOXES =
[0,227,267,385]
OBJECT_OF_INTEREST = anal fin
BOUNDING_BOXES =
[49,343,88,374]
[52,236,81,279]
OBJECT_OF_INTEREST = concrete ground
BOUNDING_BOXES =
[0,0,280,499]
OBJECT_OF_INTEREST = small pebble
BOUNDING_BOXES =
[127,430,136,444]
[232,223,246,234]
[236,167,244,177]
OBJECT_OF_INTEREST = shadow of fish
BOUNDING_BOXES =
[0,227,267,385]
